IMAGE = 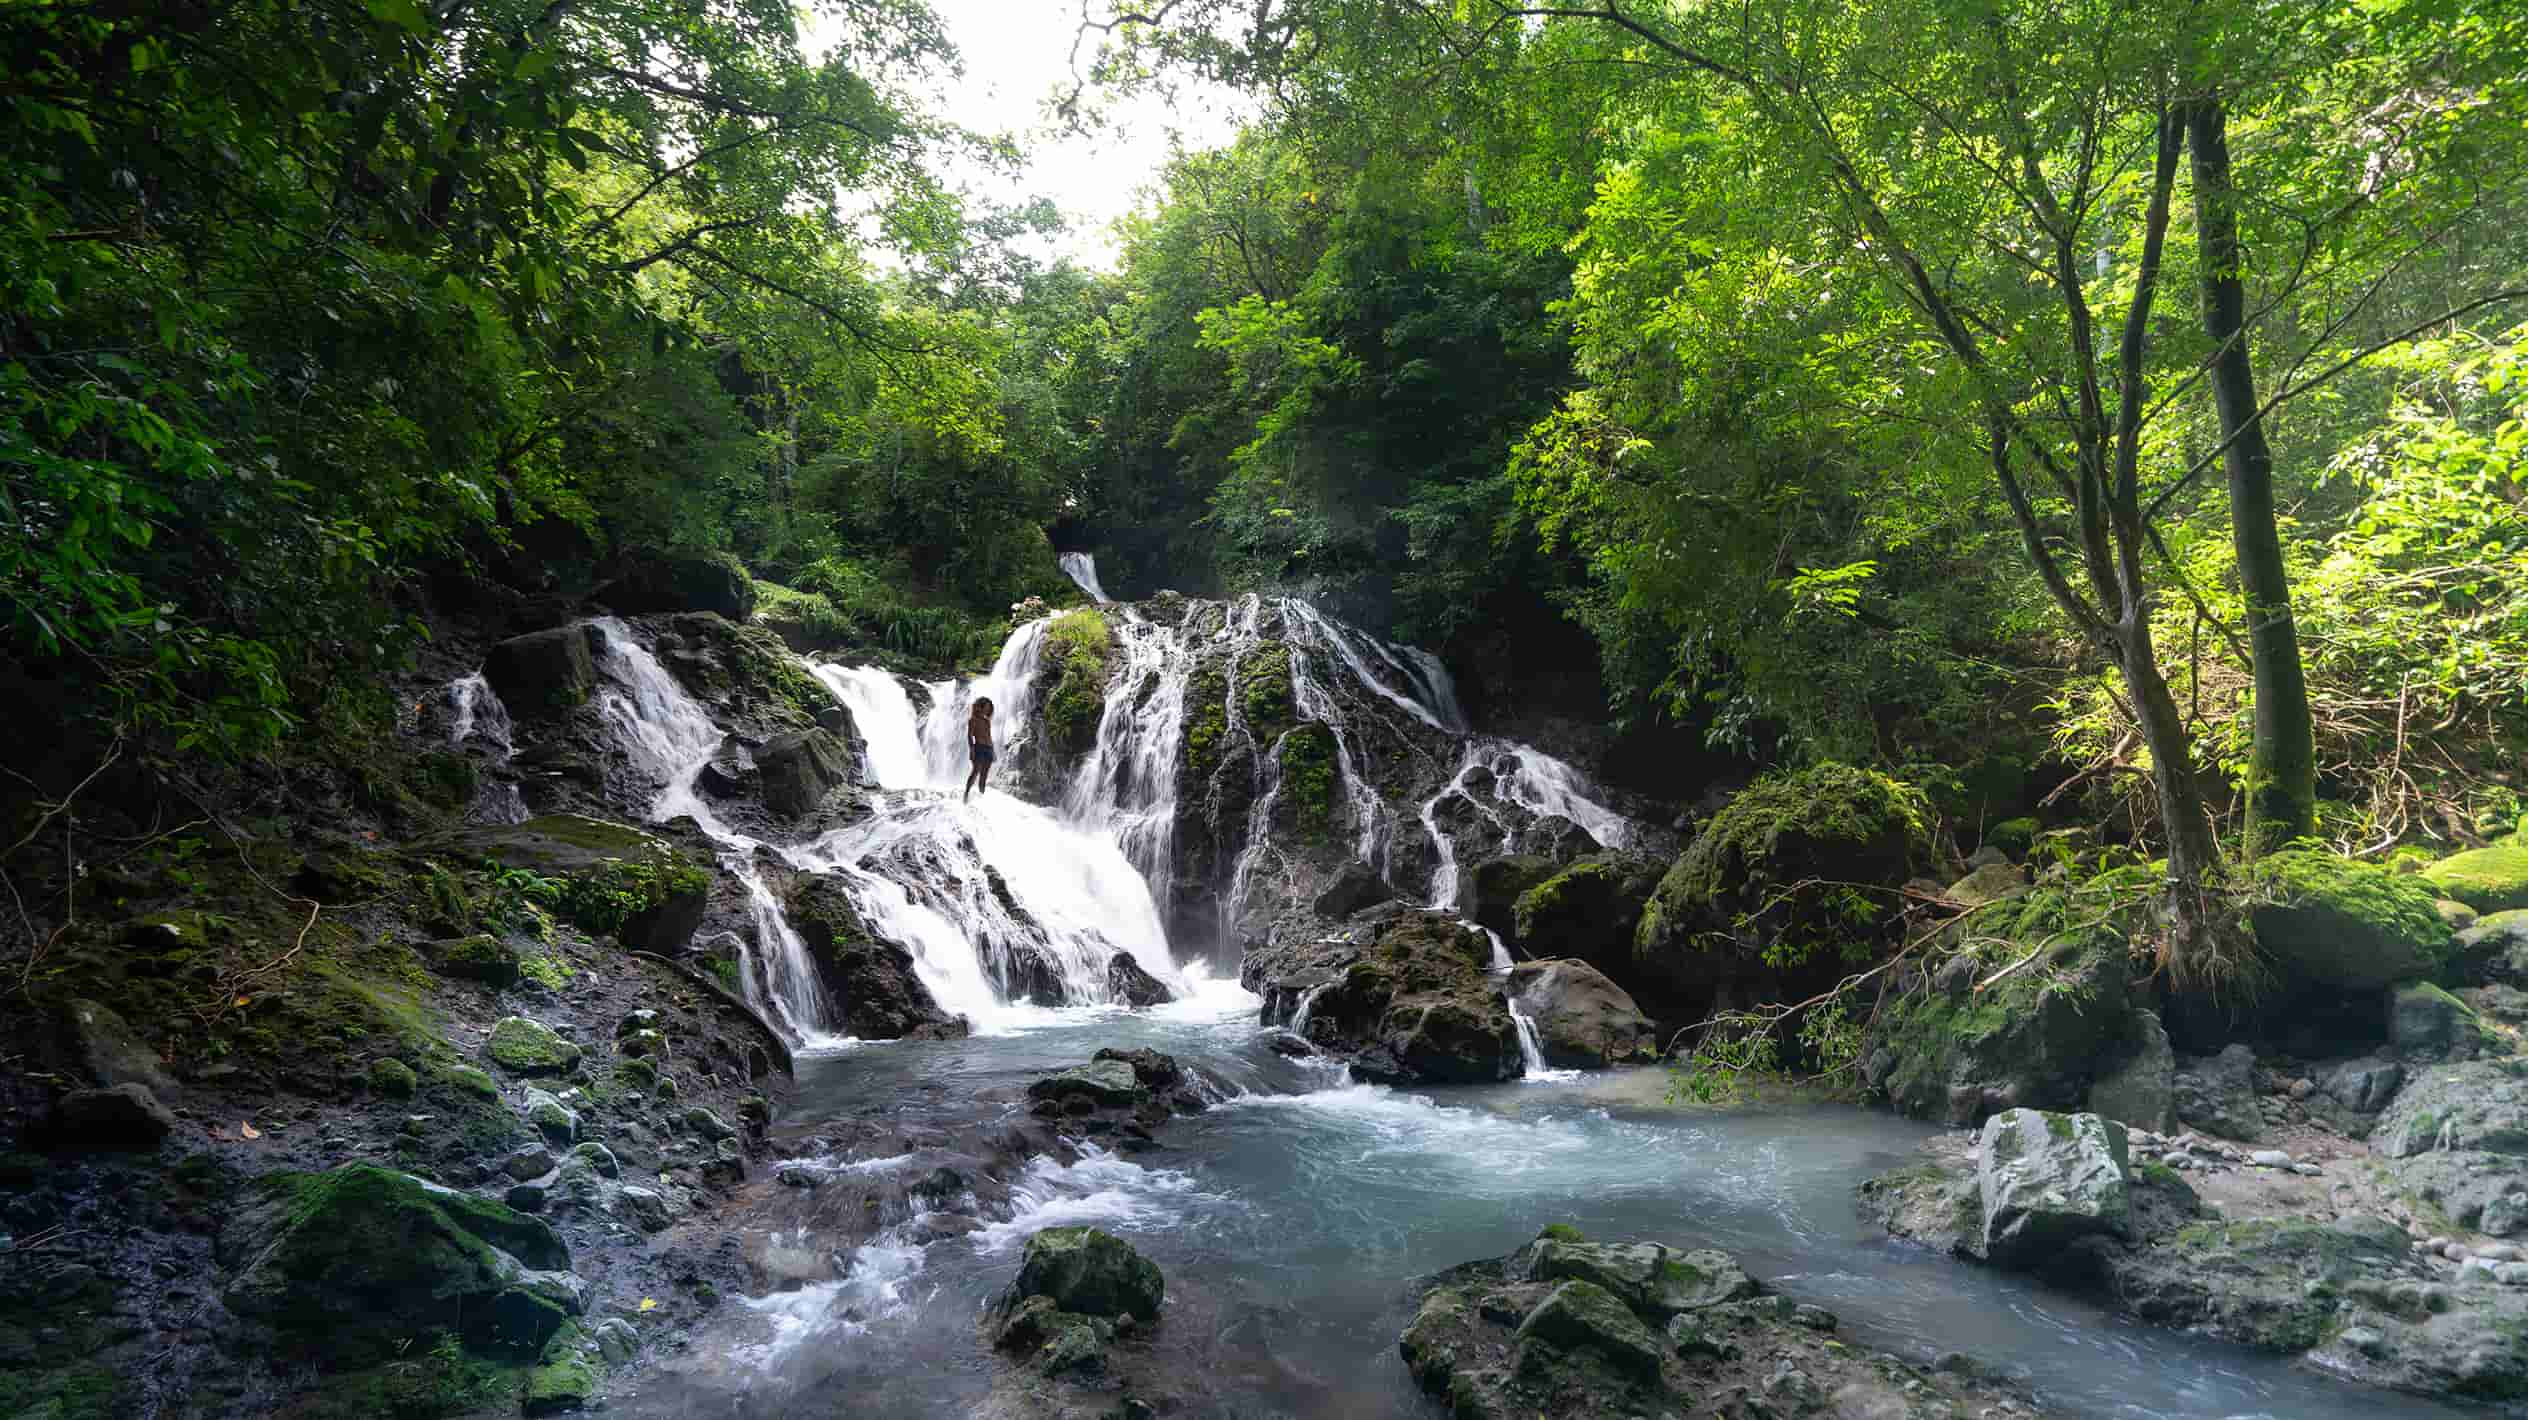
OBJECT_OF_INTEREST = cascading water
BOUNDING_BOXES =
[1057,551,1110,602]
[441,672,528,824]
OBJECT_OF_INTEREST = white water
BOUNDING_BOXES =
[1057,551,1110,602]
[442,672,528,824]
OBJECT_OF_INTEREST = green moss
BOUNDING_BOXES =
[1538,1223,1587,1244]
[1638,762,1931,969]
[1985,816,2040,857]
[369,1057,418,1097]
[444,1065,499,1098]
[523,1321,597,1414]
[1238,642,1295,738]
[1181,661,1231,782]
[1275,722,1340,841]
[486,1016,581,1074]
[2246,848,2456,988]
[1040,609,1113,760]
[2424,845,2528,914]
[518,953,573,990]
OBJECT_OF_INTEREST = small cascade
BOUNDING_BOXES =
[1282,598,1467,733]
[918,618,1050,785]
[1287,981,1329,1034]
[1480,926,1574,1083]
[805,665,928,789]
[441,672,527,824]
[1495,743,1634,851]
[1058,551,1111,602]
[1062,614,1191,918]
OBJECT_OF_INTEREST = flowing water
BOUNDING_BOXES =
[464,562,2455,1418]
[614,1003,2460,1420]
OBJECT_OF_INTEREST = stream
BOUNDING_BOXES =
[513,557,2464,1419]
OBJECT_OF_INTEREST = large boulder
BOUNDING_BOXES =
[2373,1058,2528,1159]
[2172,1043,2265,1143]
[1466,853,1557,939]
[439,815,711,954]
[487,1017,582,1076]
[2466,909,2528,984]
[1506,959,1660,1067]
[1504,1231,1757,1318]
[1516,1279,1666,1381]
[1510,853,1662,981]
[2245,848,2456,990]
[2085,1008,2176,1132]
[219,1164,573,1363]
[482,624,601,719]
[594,551,755,620]
[1242,912,1518,1084]
[1633,763,1929,1001]
[1312,862,1397,919]
[58,996,173,1094]
[2426,844,2528,915]
[45,1083,176,1154]
[1104,951,1175,1007]
[1863,887,2138,1125]
[785,875,964,1040]
[2389,981,2500,1062]
[756,727,856,820]
[1976,1108,2132,1268]
[998,1227,1163,1323]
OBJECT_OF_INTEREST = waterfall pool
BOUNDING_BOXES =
[611,999,2461,1420]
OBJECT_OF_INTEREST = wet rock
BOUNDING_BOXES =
[1105,951,1175,1007]
[483,624,601,719]
[1505,1231,1756,1317]
[786,875,965,1039]
[2085,1009,2175,1132]
[1313,862,1398,918]
[59,997,173,1094]
[367,1057,418,1098]
[45,1083,175,1154]
[2324,1056,2405,1114]
[1027,1059,1145,1109]
[524,1319,599,1414]
[489,1017,582,1076]
[1517,1278,1666,1380]
[617,1186,675,1233]
[1865,913,2136,1126]
[1976,1109,2131,1267]
[1467,853,1559,938]
[1945,862,2029,907]
[999,1226,1164,1323]
[757,727,855,820]
[992,1292,1116,1376]
[504,1146,558,1181]
[568,1142,620,1179]
[2424,844,2528,915]
[1243,911,1517,1085]
[219,1163,570,1363]
[524,1088,580,1147]
[2466,910,2528,985]
[2173,1044,2264,1142]
[1504,959,1659,1067]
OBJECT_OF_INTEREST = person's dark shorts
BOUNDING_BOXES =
[971,742,996,767]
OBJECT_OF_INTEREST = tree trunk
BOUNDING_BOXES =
[2187,98,2316,857]
[2119,619,2222,887]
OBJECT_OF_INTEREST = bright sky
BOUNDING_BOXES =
[824,0,1251,270]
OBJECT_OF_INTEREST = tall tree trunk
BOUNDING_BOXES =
[2120,618,2223,888]
[2187,98,2315,857]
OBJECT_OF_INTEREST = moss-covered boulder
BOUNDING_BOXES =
[1863,886,2141,1125]
[2247,848,2456,990]
[482,625,601,719]
[1511,854,1662,982]
[1001,1226,1164,1323]
[1245,912,1518,1084]
[440,816,711,955]
[524,1319,599,1414]
[368,1058,418,1098]
[425,934,520,987]
[2425,845,2528,915]
[1467,853,1558,939]
[1036,609,1113,766]
[1634,763,1929,998]
[2389,981,2500,1063]
[487,1017,581,1075]
[219,1164,571,1363]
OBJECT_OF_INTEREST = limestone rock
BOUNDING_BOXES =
[1516,1278,1666,1380]
[785,875,965,1039]
[1505,1232,1757,1317]
[2374,1059,2528,1159]
[1505,959,1660,1067]
[1312,862,1398,918]
[1976,1109,2131,1267]
[756,727,856,820]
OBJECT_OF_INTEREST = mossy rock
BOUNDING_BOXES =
[1635,763,1930,987]
[1511,855,1661,977]
[1237,641,1296,741]
[523,1320,599,1415]
[1270,723,1341,842]
[2247,848,2456,990]
[444,1065,500,1099]
[486,1017,581,1075]
[1004,1226,1165,1323]
[1984,817,2041,858]
[426,934,520,987]
[596,549,755,620]
[2424,845,2528,914]
[218,1164,570,1364]
[1038,609,1114,764]
[368,1058,418,1098]
[1179,660,1232,783]
[436,816,711,954]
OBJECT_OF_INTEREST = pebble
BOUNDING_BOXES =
[2250,1150,2292,1168]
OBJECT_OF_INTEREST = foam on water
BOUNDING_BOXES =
[969,1146,1224,1255]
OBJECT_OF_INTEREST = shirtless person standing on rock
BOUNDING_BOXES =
[963,696,996,801]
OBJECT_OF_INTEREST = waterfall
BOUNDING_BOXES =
[1480,926,1573,1083]
[1058,552,1110,602]
[1061,614,1191,918]
[442,672,527,824]
[1495,744,1634,851]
